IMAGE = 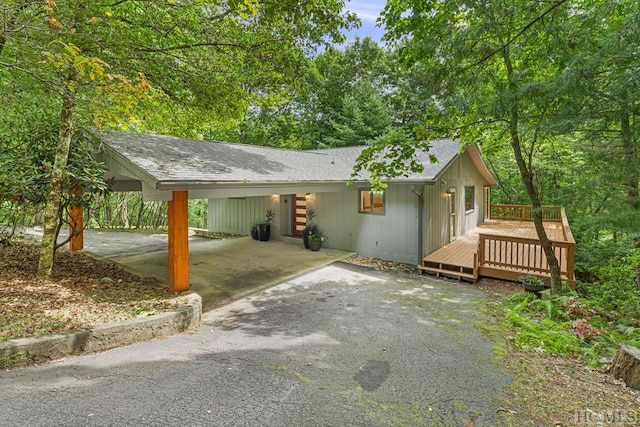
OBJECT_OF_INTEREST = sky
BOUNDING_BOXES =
[342,0,387,44]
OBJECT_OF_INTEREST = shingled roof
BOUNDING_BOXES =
[101,132,492,190]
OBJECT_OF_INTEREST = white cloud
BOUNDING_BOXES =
[346,0,386,23]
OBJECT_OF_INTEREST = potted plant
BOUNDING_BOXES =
[250,223,259,240]
[302,209,317,249]
[519,274,547,293]
[302,223,319,249]
[257,209,274,241]
[307,229,324,251]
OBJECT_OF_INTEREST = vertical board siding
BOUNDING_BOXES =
[208,196,282,238]
[315,183,419,264]
[206,149,492,265]
[423,151,490,256]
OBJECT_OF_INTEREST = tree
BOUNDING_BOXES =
[1,0,357,276]
[560,1,640,287]
[324,79,394,147]
[376,0,593,290]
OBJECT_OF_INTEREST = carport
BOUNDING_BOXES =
[69,132,353,292]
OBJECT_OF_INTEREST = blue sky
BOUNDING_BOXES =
[342,0,387,43]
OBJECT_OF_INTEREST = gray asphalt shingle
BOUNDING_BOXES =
[102,132,462,185]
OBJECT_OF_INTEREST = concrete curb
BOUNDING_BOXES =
[0,293,202,363]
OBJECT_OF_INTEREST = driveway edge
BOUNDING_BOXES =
[0,293,202,363]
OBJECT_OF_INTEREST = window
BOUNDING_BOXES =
[359,188,385,214]
[464,186,475,213]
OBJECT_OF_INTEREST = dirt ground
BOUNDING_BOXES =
[1,241,639,424]
[0,239,187,342]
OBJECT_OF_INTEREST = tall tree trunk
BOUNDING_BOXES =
[502,49,562,291]
[37,68,77,277]
[120,193,130,228]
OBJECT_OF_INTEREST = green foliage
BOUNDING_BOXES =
[324,79,394,147]
[188,200,208,229]
[236,37,408,151]
[350,129,437,190]
[379,0,640,287]
[307,228,324,242]
[87,193,167,230]
[585,253,640,321]
[497,273,640,366]
[519,275,545,287]
[0,123,109,240]
[0,353,28,370]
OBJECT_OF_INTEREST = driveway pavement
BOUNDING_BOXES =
[0,263,511,426]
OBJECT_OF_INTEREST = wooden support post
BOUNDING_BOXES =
[69,186,84,251]
[168,190,189,292]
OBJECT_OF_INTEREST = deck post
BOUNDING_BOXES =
[477,234,485,272]
[69,185,83,251]
[566,243,576,289]
[168,190,189,292]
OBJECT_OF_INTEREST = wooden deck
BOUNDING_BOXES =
[420,205,576,286]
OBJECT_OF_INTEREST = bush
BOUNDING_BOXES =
[497,274,640,366]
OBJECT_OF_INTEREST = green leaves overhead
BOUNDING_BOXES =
[1,0,359,275]
[379,0,640,286]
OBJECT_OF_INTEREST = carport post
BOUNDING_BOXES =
[168,190,190,292]
[69,185,84,251]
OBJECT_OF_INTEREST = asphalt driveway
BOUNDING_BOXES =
[0,262,511,426]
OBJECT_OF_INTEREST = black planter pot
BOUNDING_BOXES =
[250,228,258,240]
[308,240,322,251]
[302,230,310,249]
[257,223,271,241]
[522,282,547,293]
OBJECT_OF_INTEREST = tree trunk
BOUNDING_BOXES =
[135,198,145,229]
[608,343,640,390]
[502,48,562,291]
[37,69,77,277]
[120,193,130,228]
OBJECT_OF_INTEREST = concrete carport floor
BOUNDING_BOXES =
[81,230,352,311]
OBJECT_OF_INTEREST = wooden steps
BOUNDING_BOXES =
[418,262,477,282]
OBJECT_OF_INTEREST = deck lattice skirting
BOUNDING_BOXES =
[420,205,576,286]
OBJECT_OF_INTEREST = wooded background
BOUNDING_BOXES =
[1,0,638,290]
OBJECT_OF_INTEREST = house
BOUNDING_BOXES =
[205,140,496,266]
[95,132,575,291]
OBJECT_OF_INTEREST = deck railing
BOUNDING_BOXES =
[477,204,576,286]
[490,204,563,222]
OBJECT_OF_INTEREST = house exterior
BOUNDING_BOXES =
[205,140,497,265]
[95,132,498,289]
[96,132,574,289]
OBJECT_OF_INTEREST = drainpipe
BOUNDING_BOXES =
[411,185,424,266]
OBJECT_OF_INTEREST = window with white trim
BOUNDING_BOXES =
[464,185,475,213]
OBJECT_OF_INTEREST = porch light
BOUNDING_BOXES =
[447,187,456,194]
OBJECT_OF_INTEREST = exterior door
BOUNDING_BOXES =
[449,189,456,241]
[293,193,308,236]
